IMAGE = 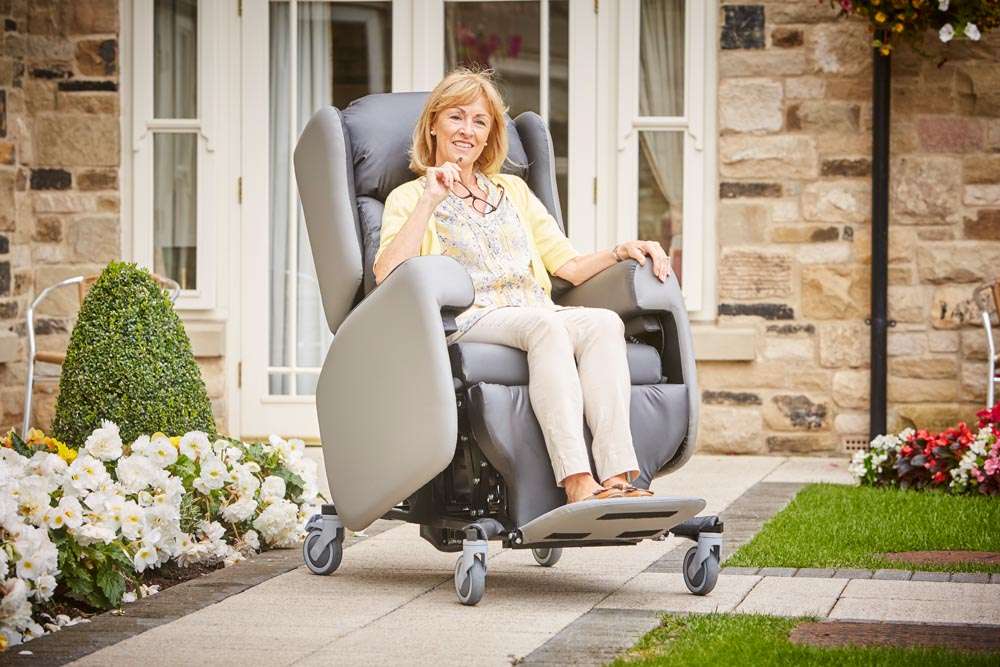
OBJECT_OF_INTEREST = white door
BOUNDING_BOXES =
[240,0,598,440]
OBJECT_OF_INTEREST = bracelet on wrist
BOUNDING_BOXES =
[612,244,623,262]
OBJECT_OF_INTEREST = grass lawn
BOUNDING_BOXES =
[724,483,1000,574]
[610,614,1000,666]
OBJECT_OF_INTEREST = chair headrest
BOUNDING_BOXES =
[341,92,530,203]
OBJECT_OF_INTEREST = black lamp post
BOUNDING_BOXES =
[869,31,891,441]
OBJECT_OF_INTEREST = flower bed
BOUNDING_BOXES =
[850,405,1000,495]
[0,422,323,650]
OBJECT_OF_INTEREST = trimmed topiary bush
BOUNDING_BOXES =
[52,262,217,447]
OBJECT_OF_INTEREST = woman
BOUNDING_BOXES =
[373,68,671,504]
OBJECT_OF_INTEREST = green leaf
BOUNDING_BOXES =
[96,569,126,608]
[8,430,34,458]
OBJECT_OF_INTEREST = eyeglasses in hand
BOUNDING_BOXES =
[450,177,506,216]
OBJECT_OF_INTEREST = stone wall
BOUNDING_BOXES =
[701,1,1000,455]
[0,0,226,435]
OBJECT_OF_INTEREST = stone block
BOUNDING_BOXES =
[768,225,836,243]
[36,114,119,167]
[786,101,860,133]
[834,412,868,434]
[55,91,119,114]
[888,285,929,324]
[719,79,783,133]
[718,248,792,299]
[918,116,985,153]
[32,192,95,214]
[32,264,102,316]
[807,23,871,75]
[928,331,960,353]
[718,202,769,244]
[785,76,824,100]
[720,49,808,77]
[761,335,814,362]
[0,171,14,230]
[68,1,118,34]
[720,135,818,179]
[956,62,1000,118]
[930,285,982,329]
[964,185,1000,207]
[872,569,912,581]
[888,356,959,380]
[65,217,120,263]
[697,361,786,390]
[961,329,997,361]
[964,210,1000,241]
[887,331,928,357]
[801,181,869,224]
[25,78,56,114]
[892,157,963,220]
[784,368,834,394]
[963,155,1000,185]
[917,242,1000,284]
[75,38,117,77]
[718,303,795,320]
[720,182,783,199]
[77,169,118,191]
[29,168,71,190]
[890,403,978,432]
[702,390,762,406]
[721,5,764,50]
[796,241,851,265]
[197,358,226,399]
[766,434,836,453]
[0,142,14,165]
[697,405,766,454]
[833,371,869,410]
[770,27,803,48]
[887,377,960,403]
[909,571,951,583]
[764,394,830,431]
[771,199,800,222]
[801,265,869,319]
[961,362,989,402]
[821,158,870,177]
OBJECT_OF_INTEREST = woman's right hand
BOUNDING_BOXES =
[421,161,463,207]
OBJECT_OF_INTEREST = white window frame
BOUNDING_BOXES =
[130,0,223,310]
[600,0,717,320]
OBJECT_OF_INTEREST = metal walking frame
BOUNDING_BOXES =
[22,274,181,437]
[973,280,1000,409]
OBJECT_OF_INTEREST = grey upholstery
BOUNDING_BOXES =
[450,341,664,387]
[313,255,473,530]
[294,91,699,533]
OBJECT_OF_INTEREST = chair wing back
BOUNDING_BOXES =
[294,92,567,332]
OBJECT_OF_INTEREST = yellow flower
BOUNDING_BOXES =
[893,22,904,32]
[875,11,888,23]
[880,44,892,55]
[55,439,78,463]
[26,428,46,444]
[170,436,181,448]
[0,632,7,651]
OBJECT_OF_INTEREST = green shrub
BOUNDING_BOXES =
[52,262,217,446]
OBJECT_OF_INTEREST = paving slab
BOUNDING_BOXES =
[841,578,1000,603]
[834,568,872,579]
[521,608,664,666]
[830,597,1000,626]
[735,576,847,617]
[950,572,991,584]
[795,568,836,578]
[910,571,951,582]
[760,456,853,485]
[872,569,912,581]
[596,572,760,613]
[758,567,797,577]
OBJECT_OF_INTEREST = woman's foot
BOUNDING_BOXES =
[601,473,654,498]
[564,473,624,503]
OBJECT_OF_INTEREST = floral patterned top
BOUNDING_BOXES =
[424,171,574,344]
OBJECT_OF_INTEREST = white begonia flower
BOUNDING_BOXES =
[244,529,261,552]
[253,498,300,547]
[212,439,231,458]
[147,435,178,468]
[83,420,124,461]
[32,575,57,602]
[287,438,306,461]
[67,454,111,495]
[0,550,8,580]
[221,497,258,524]
[224,446,243,463]
[115,454,158,494]
[15,554,42,581]
[131,434,152,457]
[28,451,68,481]
[179,431,211,461]
[261,476,286,503]
[133,541,159,573]
[965,23,981,41]
[72,522,117,546]
[200,520,226,544]
[122,590,138,604]
[938,0,949,9]
[120,500,145,541]
[233,466,261,498]
[939,23,955,42]
[16,478,53,527]
[197,456,227,492]
[56,496,84,530]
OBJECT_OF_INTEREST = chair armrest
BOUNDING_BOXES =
[555,260,699,474]
[315,255,474,530]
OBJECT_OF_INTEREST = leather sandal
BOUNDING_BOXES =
[572,486,626,503]
[608,483,654,498]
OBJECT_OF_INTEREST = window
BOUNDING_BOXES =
[131,0,221,309]
[613,0,716,317]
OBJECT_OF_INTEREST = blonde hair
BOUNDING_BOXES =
[409,67,511,176]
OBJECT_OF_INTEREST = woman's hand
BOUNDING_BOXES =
[614,240,671,282]
[421,161,463,207]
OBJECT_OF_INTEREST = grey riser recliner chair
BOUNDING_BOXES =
[294,92,723,605]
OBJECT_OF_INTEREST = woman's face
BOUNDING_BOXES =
[431,94,493,168]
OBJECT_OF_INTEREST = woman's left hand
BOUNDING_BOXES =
[615,240,671,282]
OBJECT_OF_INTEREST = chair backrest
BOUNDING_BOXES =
[294,91,565,335]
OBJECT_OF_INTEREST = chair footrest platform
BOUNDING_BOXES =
[517,496,706,547]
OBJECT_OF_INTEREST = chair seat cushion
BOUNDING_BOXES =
[449,341,663,388]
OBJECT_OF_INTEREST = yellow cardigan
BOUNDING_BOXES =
[374,173,580,296]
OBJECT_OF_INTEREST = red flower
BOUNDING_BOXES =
[932,471,947,484]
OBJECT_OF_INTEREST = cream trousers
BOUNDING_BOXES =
[455,305,640,487]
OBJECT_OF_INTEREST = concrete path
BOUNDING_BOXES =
[66,454,998,666]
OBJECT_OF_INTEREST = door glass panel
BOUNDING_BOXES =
[153,133,198,289]
[268,1,392,397]
[444,0,570,227]
[639,0,684,117]
[638,130,683,285]
[154,0,198,118]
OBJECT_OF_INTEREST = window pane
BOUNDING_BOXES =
[154,0,198,118]
[268,1,392,396]
[153,133,198,290]
[444,1,570,227]
[638,131,683,285]
[639,0,684,117]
